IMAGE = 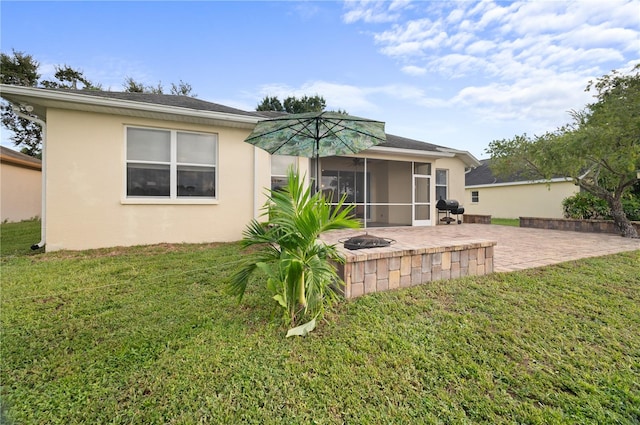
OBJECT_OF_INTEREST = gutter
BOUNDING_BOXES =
[10,103,46,250]
[466,177,574,189]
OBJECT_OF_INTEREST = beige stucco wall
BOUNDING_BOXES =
[0,161,42,222]
[434,157,466,204]
[42,107,472,250]
[464,181,579,219]
[45,108,270,251]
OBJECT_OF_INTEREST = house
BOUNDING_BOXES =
[465,159,579,219]
[0,84,479,251]
[0,146,42,223]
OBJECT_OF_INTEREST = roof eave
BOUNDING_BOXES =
[466,177,574,188]
[436,147,482,168]
[0,84,261,129]
[366,145,455,158]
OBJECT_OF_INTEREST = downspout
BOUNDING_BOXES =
[10,103,46,250]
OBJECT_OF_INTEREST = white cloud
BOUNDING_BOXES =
[374,18,448,56]
[362,0,639,80]
[342,0,406,23]
[401,65,427,76]
[451,72,592,125]
[253,79,446,115]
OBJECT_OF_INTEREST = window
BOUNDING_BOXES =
[435,169,448,200]
[126,127,217,199]
[471,190,479,203]
[271,155,297,191]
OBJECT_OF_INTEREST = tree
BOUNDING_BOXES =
[40,65,99,90]
[0,50,39,86]
[0,48,200,156]
[123,77,196,97]
[256,96,284,112]
[123,77,147,93]
[170,80,195,97]
[487,65,640,238]
[256,94,329,113]
[1,50,43,157]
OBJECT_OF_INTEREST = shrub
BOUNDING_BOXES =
[563,191,640,221]
[229,168,360,333]
[562,192,610,219]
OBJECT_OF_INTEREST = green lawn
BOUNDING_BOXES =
[491,218,520,227]
[1,222,639,424]
[0,219,42,257]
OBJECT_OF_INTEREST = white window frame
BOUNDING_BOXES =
[435,169,448,201]
[122,126,219,205]
[471,190,479,203]
[270,155,297,191]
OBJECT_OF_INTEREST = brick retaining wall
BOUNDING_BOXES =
[337,241,496,299]
[520,217,640,234]
[463,214,492,224]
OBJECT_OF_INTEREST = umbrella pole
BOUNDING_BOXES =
[315,140,320,194]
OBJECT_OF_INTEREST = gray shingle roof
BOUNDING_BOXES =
[45,90,464,157]
[380,133,444,152]
[64,89,260,117]
[465,159,569,186]
[465,160,500,186]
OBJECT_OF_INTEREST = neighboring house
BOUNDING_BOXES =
[0,85,479,251]
[465,159,579,219]
[0,146,42,223]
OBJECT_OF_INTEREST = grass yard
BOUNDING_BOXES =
[1,222,639,424]
[490,218,520,227]
[0,219,42,257]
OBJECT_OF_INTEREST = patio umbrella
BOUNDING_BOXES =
[244,111,386,192]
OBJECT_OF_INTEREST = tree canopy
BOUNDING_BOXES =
[40,65,100,90]
[486,65,640,237]
[123,77,196,97]
[1,50,48,157]
[257,95,327,113]
[1,50,197,156]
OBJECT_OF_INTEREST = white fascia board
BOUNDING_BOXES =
[466,177,574,189]
[366,145,455,158]
[436,147,482,168]
[366,145,481,169]
[0,84,261,127]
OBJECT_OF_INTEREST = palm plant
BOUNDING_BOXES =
[229,168,360,331]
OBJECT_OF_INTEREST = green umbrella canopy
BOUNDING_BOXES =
[244,111,386,158]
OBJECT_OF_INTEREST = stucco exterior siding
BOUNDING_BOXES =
[434,157,466,205]
[44,109,265,251]
[0,86,481,252]
[464,181,579,219]
[0,160,41,222]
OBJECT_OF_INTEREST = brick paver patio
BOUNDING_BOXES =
[321,224,640,273]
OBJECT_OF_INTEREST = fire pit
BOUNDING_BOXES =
[339,233,395,250]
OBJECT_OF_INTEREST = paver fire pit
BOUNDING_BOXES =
[339,233,395,250]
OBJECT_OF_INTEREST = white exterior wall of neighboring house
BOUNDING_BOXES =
[465,180,579,219]
[0,149,42,223]
[45,108,269,251]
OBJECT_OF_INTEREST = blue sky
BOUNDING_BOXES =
[1,0,639,158]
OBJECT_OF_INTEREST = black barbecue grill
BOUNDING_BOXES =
[436,199,464,224]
